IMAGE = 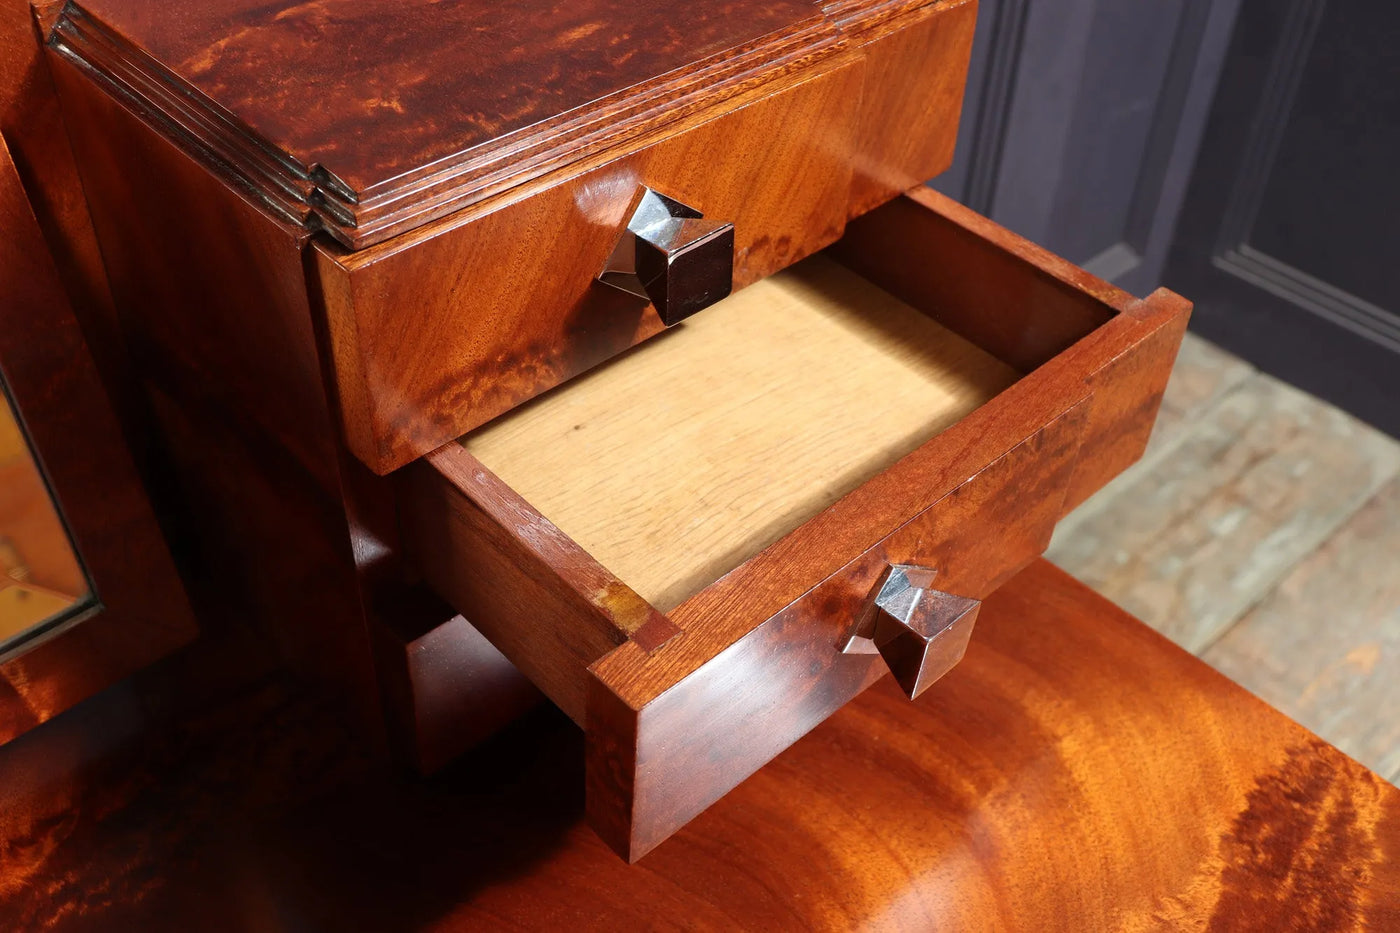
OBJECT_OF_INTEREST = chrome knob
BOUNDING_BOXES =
[840,564,980,699]
[598,186,734,325]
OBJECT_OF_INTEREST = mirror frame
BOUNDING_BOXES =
[0,133,195,743]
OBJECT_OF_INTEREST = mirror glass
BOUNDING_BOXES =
[0,379,92,653]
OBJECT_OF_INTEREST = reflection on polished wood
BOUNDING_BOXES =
[464,254,1019,611]
[0,133,194,742]
[0,396,85,642]
[0,560,1394,930]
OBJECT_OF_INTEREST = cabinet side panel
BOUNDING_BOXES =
[47,53,382,735]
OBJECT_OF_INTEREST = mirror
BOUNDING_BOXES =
[0,378,92,652]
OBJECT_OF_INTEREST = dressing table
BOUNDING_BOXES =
[0,0,1395,923]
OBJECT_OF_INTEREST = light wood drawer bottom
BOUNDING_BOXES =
[397,187,1192,860]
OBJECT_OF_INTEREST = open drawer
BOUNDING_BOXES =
[396,187,1190,861]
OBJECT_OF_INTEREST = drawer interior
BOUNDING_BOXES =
[461,255,1020,612]
[399,186,1189,862]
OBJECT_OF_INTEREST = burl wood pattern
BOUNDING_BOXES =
[0,135,195,744]
[400,188,1191,859]
[1,560,1394,930]
[46,0,979,476]
[317,59,866,474]
[46,0,969,246]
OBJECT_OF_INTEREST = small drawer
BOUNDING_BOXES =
[314,1,980,476]
[396,187,1190,861]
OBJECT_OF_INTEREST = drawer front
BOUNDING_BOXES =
[320,63,859,475]
[396,188,1191,861]
[585,400,1092,860]
[315,1,980,475]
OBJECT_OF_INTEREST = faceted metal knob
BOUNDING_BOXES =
[598,187,734,325]
[839,564,980,699]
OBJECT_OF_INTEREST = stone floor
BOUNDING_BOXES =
[1048,332,1400,785]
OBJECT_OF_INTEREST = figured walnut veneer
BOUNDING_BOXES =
[4,560,1396,929]
[46,0,970,246]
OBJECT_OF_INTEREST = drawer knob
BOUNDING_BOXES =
[598,186,734,326]
[840,565,980,699]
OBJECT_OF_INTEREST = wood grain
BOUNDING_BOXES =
[464,254,1018,611]
[1048,372,1400,653]
[587,402,1091,860]
[47,0,972,246]
[398,447,655,723]
[46,53,393,741]
[0,133,194,744]
[1049,330,1256,549]
[51,0,834,243]
[840,0,978,217]
[51,0,984,478]
[316,57,866,474]
[620,189,1187,704]
[400,189,1191,857]
[369,585,542,775]
[1204,475,1400,783]
[0,0,121,383]
[1,560,1396,930]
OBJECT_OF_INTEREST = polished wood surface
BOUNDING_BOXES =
[47,0,968,245]
[401,188,1190,859]
[402,444,653,723]
[47,0,982,476]
[369,585,542,775]
[47,45,399,744]
[840,0,978,217]
[62,0,818,187]
[833,187,1193,514]
[315,58,867,474]
[0,0,120,376]
[464,254,1018,611]
[0,134,195,744]
[34,0,1205,842]
[50,0,832,243]
[1,560,1394,931]
[584,189,1187,860]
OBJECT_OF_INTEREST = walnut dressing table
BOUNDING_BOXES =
[0,0,1388,912]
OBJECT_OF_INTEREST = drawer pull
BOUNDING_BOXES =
[598,186,734,326]
[840,564,980,699]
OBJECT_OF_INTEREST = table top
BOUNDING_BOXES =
[48,0,923,246]
[59,0,824,193]
[2,559,1395,930]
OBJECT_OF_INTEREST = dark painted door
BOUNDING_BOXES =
[931,0,1242,296]
[934,0,1399,437]
[1164,0,1400,437]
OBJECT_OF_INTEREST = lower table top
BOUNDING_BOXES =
[2,559,1396,930]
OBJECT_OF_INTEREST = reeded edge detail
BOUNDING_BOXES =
[45,0,953,249]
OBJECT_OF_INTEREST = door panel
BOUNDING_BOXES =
[1164,0,1400,437]
[932,0,1241,296]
